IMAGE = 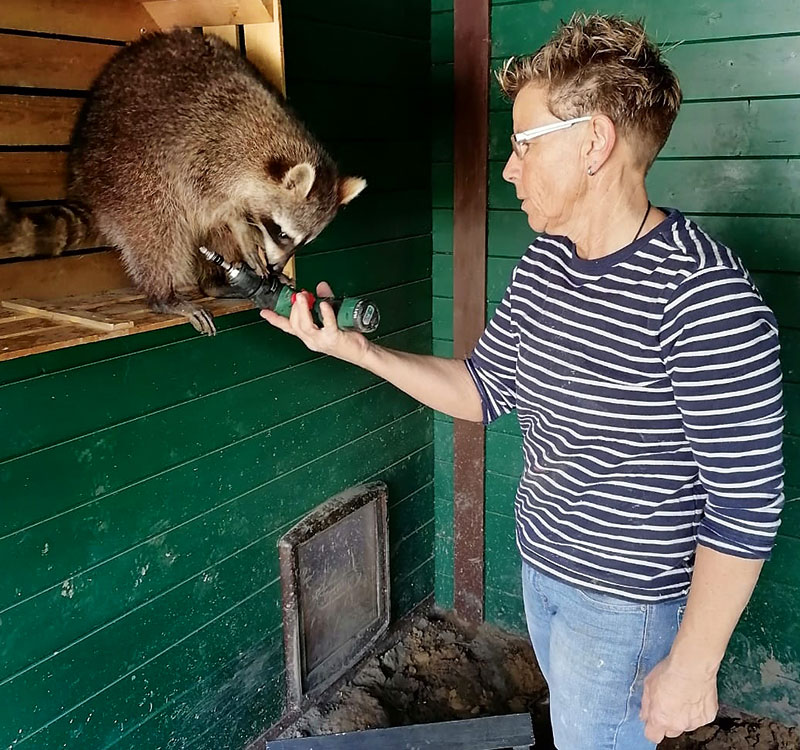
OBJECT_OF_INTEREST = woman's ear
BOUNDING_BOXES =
[584,114,617,175]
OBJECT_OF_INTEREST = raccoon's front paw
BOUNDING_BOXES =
[187,307,216,336]
[149,297,217,336]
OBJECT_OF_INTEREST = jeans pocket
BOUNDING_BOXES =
[576,586,645,613]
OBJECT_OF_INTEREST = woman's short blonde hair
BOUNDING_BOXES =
[497,13,682,169]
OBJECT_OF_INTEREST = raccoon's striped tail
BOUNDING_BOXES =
[0,193,95,258]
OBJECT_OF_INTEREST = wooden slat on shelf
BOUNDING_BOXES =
[0,33,119,90]
[142,0,272,30]
[1,0,156,41]
[0,250,129,299]
[2,298,134,331]
[0,152,67,202]
[0,95,82,147]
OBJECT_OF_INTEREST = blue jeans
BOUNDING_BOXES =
[521,562,686,750]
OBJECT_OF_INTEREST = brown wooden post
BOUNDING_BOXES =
[452,0,489,623]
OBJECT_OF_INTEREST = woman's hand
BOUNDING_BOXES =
[259,281,370,365]
[640,656,718,743]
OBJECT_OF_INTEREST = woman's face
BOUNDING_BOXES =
[502,85,589,235]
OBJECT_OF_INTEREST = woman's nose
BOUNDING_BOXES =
[502,153,521,184]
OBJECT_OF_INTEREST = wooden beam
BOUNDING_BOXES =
[244,1,285,94]
[141,0,272,30]
[0,33,119,90]
[0,0,156,41]
[452,0,490,623]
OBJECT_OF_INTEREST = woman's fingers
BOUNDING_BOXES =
[289,291,316,334]
[260,308,293,334]
[316,281,334,297]
[319,299,337,329]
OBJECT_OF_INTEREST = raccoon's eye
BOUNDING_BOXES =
[264,219,293,247]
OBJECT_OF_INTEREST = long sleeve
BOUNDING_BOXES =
[659,265,785,558]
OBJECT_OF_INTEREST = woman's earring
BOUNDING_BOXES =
[587,166,594,176]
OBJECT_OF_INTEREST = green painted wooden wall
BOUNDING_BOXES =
[0,3,433,748]
[431,0,800,726]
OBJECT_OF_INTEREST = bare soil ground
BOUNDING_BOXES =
[280,611,799,749]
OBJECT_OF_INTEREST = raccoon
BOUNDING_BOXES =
[0,29,365,334]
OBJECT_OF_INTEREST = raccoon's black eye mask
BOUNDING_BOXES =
[263,218,293,248]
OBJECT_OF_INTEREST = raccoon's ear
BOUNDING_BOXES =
[338,176,367,205]
[282,163,316,199]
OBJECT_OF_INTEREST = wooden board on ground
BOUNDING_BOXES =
[264,713,535,750]
[0,290,254,361]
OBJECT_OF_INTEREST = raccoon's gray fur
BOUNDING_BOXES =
[0,29,365,334]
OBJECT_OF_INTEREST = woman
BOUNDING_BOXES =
[261,14,784,750]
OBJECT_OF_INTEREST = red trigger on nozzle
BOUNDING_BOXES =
[291,290,315,308]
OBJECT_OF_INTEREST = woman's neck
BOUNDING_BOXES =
[567,173,664,260]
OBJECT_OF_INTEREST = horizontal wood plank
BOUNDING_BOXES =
[663,99,800,158]
[0,0,156,41]
[0,250,128,301]
[0,151,67,201]
[0,33,118,90]
[1,165,71,221]
[666,35,800,101]
[491,1,800,59]
[0,94,81,147]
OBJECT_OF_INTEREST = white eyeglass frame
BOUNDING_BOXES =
[511,115,592,156]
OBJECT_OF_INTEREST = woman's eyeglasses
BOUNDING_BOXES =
[510,115,592,158]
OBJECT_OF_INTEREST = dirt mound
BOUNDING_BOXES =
[282,611,798,750]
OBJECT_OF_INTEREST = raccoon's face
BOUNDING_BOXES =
[243,212,302,276]
[244,161,366,275]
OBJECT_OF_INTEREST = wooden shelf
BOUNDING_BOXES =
[0,290,253,361]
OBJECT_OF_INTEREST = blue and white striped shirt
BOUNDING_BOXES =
[466,209,784,602]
